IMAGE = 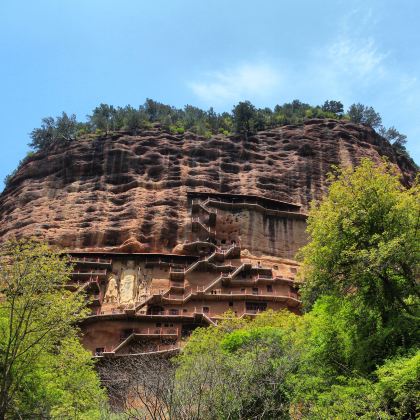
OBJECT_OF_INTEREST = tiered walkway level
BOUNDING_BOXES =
[69,192,305,357]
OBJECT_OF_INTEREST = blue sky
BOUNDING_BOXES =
[0,0,419,190]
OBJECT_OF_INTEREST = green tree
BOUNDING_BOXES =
[29,113,78,151]
[290,375,390,419]
[274,100,311,124]
[289,320,419,419]
[232,100,257,134]
[89,103,117,134]
[121,105,149,132]
[299,159,419,313]
[144,98,163,122]
[20,337,105,419]
[173,311,300,419]
[375,350,419,419]
[23,99,416,165]
[206,107,220,133]
[219,111,233,134]
[298,159,419,368]
[347,103,382,128]
[55,112,78,141]
[183,105,206,130]
[0,240,104,419]
[29,116,56,150]
[379,126,410,158]
[378,126,407,147]
[321,100,344,115]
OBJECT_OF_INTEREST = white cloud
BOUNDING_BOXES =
[297,36,390,105]
[326,37,387,78]
[188,38,386,107]
[308,5,387,98]
[189,63,281,105]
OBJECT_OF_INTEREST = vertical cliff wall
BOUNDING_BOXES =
[0,119,416,257]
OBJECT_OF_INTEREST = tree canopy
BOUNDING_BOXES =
[0,240,105,419]
[299,159,419,315]
[29,112,79,150]
[347,103,382,128]
[26,99,409,153]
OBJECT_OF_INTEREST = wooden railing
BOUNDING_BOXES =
[192,198,217,213]
[203,288,268,295]
[70,269,107,277]
[255,274,274,281]
[147,309,183,316]
[95,343,180,357]
[204,197,306,219]
[92,308,125,316]
[67,275,101,292]
[165,283,299,300]
[191,217,216,235]
[71,256,112,265]
[120,327,179,339]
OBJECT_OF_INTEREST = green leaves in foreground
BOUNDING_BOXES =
[172,307,418,419]
[299,158,419,315]
[0,240,105,419]
[297,159,419,371]
[173,311,301,419]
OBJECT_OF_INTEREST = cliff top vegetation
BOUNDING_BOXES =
[3,99,415,188]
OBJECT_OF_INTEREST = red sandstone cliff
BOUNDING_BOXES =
[0,119,416,253]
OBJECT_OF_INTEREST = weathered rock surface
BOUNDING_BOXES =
[0,119,416,253]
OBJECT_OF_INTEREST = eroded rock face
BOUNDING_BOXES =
[0,119,416,255]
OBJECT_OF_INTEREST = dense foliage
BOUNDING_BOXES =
[0,241,105,419]
[101,160,419,419]
[300,160,418,314]
[26,99,396,145]
[172,312,302,419]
